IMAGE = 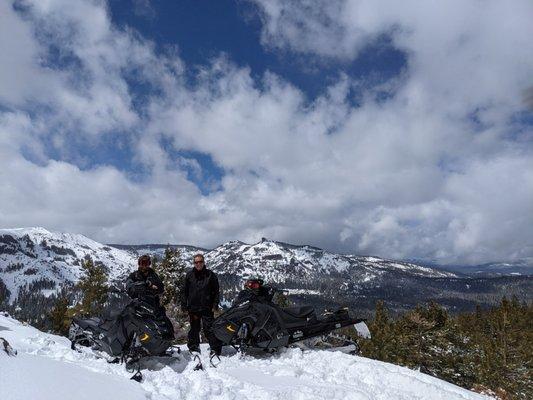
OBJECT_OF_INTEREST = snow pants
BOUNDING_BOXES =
[187,310,222,354]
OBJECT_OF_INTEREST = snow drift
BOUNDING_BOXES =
[0,314,490,400]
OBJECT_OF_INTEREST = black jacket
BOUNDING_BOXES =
[180,268,220,313]
[126,268,164,307]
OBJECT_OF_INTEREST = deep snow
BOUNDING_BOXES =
[0,314,490,400]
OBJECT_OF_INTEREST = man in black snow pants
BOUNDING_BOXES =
[180,253,222,356]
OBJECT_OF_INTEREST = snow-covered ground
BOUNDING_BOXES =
[0,314,490,400]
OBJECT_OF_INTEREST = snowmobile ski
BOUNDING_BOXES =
[190,350,203,371]
[130,369,143,382]
[209,352,221,368]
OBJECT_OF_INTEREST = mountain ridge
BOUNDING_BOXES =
[1,227,531,315]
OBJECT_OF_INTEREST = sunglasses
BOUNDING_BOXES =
[194,260,204,265]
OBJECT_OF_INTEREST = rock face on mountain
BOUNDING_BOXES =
[0,228,531,315]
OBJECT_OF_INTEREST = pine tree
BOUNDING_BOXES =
[49,296,70,335]
[158,247,187,309]
[72,257,109,317]
[156,247,188,340]
[360,300,395,362]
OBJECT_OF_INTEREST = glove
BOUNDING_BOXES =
[145,279,157,291]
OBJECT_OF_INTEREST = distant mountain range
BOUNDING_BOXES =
[1,227,531,317]
[423,260,533,277]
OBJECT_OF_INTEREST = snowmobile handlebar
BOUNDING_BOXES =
[108,281,151,294]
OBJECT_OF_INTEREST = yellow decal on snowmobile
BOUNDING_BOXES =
[140,333,150,341]
[226,324,236,332]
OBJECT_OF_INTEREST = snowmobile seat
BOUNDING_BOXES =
[282,306,316,319]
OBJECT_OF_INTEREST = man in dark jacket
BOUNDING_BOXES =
[126,254,164,308]
[180,253,222,355]
[124,255,174,340]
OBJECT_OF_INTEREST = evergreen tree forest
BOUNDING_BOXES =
[358,298,532,399]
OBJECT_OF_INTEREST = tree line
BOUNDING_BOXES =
[357,298,532,399]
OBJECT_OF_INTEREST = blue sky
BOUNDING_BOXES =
[109,0,407,100]
[1,0,532,264]
[106,0,408,190]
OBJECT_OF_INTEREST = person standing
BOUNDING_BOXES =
[180,253,222,356]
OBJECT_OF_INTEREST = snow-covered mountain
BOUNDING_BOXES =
[0,227,135,302]
[0,227,452,303]
[114,238,455,281]
[0,313,490,400]
[198,238,455,281]
[1,227,531,314]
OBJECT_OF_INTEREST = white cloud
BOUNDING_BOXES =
[251,0,533,110]
[132,0,156,19]
[0,1,60,105]
[0,0,531,264]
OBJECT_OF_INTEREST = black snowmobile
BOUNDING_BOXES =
[212,279,370,354]
[69,281,176,381]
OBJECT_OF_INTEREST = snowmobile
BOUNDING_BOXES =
[212,280,370,355]
[69,282,176,381]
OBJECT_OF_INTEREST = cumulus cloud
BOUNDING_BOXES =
[0,0,532,265]
[0,1,60,105]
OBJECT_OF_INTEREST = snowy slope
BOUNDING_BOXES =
[0,313,490,400]
[0,227,137,302]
